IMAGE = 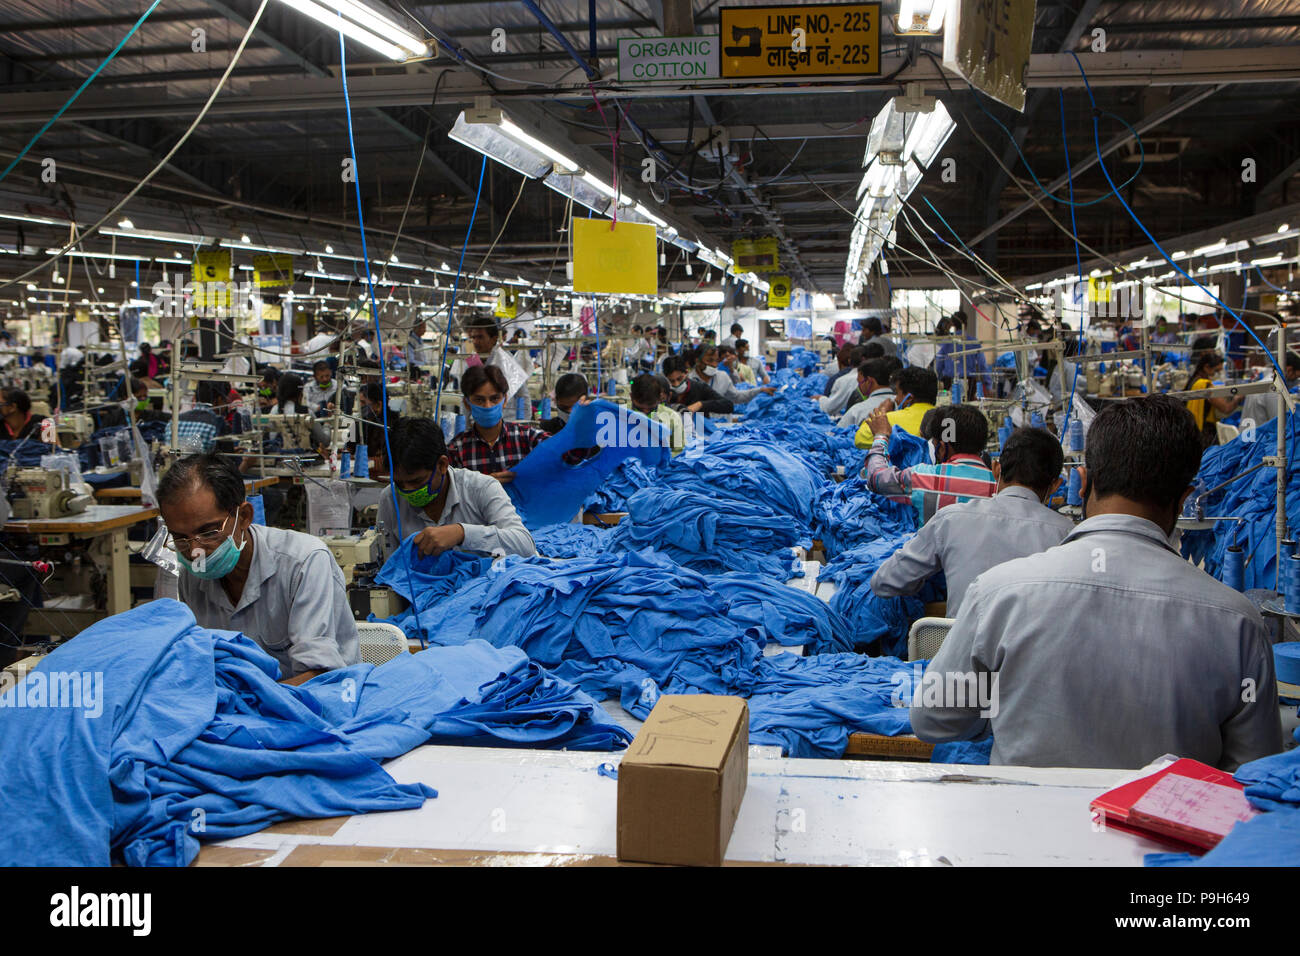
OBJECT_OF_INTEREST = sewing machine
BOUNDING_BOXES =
[323,529,379,585]
[55,413,95,445]
[7,469,94,519]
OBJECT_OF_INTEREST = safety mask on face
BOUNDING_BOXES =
[397,472,441,508]
[671,380,688,394]
[469,400,504,427]
[178,516,246,580]
[135,399,150,412]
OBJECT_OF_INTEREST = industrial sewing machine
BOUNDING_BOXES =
[323,529,379,585]
[55,413,95,445]
[7,469,94,519]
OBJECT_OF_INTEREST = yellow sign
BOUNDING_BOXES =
[719,3,880,79]
[942,0,1035,112]
[191,250,232,310]
[1087,276,1113,304]
[253,254,294,289]
[572,219,659,295]
[494,287,518,320]
[732,237,780,273]
[768,275,792,309]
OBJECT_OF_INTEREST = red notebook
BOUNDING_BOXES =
[1090,758,1260,852]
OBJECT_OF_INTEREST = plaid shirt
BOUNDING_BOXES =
[863,441,996,526]
[448,420,549,474]
[170,405,222,453]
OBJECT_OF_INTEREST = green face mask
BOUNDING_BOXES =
[397,473,441,508]
[135,399,150,412]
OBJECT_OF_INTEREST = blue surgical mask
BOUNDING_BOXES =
[177,517,246,580]
[469,399,504,427]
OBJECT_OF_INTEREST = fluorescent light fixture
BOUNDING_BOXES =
[543,169,612,217]
[1192,238,1227,257]
[1253,254,1284,267]
[451,104,580,180]
[326,245,335,254]
[633,203,668,229]
[897,0,947,33]
[118,218,134,230]
[273,0,427,61]
[903,101,955,168]
[1171,250,1188,260]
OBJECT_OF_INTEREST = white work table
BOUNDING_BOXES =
[199,745,1163,867]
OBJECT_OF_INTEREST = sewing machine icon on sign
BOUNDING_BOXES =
[724,25,761,58]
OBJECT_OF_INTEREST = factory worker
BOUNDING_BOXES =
[855,366,939,444]
[838,357,902,430]
[712,345,775,403]
[720,322,744,350]
[1240,350,1300,428]
[452,314,529,421]
[912,396,1282,770]
[630,372,684,455]
[448,364,549,481]
[860,403,996,526]
[663,354,733,416]
[158,453,359,685]
[1185,348,1243,447]
[407,319,433,370]
[303,360,338,414]
[539,373,589,435]
[378,416,535,560]
[858,316,897,358]
[871,427,1072,615]
[734,339,769,386]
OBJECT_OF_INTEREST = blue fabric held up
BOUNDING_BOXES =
[507,399,671,527]
[1233,742,1300,812]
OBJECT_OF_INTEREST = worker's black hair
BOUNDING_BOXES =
[277,372,303,409]
[857,358,894,388]
[130,378,149,397]
[894,366,939,405]
[862,317,883,335]
[361,382,384,404]
[695,345,718,365]
[1086,395,1202,510]
[730,323,743,335]
[950,310,968,330]
[259,366,281,385]
[859,341,885,360]
[662,355,689,377]
[717,344,737,358]
[630,373,661,407]
[139,342,152,354]
[466,314,500,339]
[312,359,331,373]
[1000,427,1065,496]
[158,452,246,512]
[554,372,589,401]
[389,417,448,474]
[196,380,226,406]
[1286,350,1300,374]
[2,388,30,414]
[735,338,749,350]
[924,404,989,454]
[1189,348,1224,381]
[461,363,509,397]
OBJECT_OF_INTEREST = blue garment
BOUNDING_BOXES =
[532,521,612,559]
[1144,809,1300,867]
[727,420,863,476]
[709,571,853,655]
[0,601,436,867]
[824,536,939,656]
[931,738,993,764]
[1234,741,1300,811]
[582,457,658,513]
[605,486,807,580]
[813,476,918,557]
[507,399,671,527]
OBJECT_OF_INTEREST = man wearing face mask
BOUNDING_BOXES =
[709,345,776,404]
[377,417,535,560]
[912,397,1282,770]
[158,453,358,685]
[448,364,549,481]
[662,354,733,415]
[860,403,996,526]
[539,373,589,435]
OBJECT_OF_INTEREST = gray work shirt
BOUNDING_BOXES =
[911,513,1283,770]
[376,466,536,560]
[871,485,1074,616]
[838,387,893,430]
[178,524,359,678]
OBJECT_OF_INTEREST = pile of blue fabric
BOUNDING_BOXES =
[531,522,613,559]
[581,457,658,513]
[605,487,807,580]
[707,572,852,655]
[727,420,862,477]
[1234,737,1300,811]
[813,476,917,557]
[739,389,833,425]
[376,545,929,758]
[657,436,829,528]
[0,600,628,866]
[1185,413,1300,588]
[823,536,941,657]
[783,347,821,375]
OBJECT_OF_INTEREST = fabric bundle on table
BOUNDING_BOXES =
[1232,737,1300,811]
[823,535,940,657]
[604,486,807,580]
[708,571,853,655]
[1145,810,1300,867]
[657,436,829,528]
[581,457,658,513]
[813,476,917,557]
[1186,413,1300,589]
[739,389,834,425]
[727,420,862,477]
[0,599,630,867]
[531,522,612,559]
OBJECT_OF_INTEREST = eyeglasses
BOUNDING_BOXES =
[167,515,234,552]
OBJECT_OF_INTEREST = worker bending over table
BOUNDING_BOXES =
[870,426,1073,615]
[860,402,996,525]
[157,453,358,686]
[379,417,536,560]
[912,396,1283,770]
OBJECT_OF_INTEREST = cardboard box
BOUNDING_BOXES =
[617,694,748,866]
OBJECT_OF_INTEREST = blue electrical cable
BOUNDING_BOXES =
[338,29,427,647]
[1255,264,1291,296]
[0,0,162,184]
[434,157,488,421]
[1057,87,1087,440]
